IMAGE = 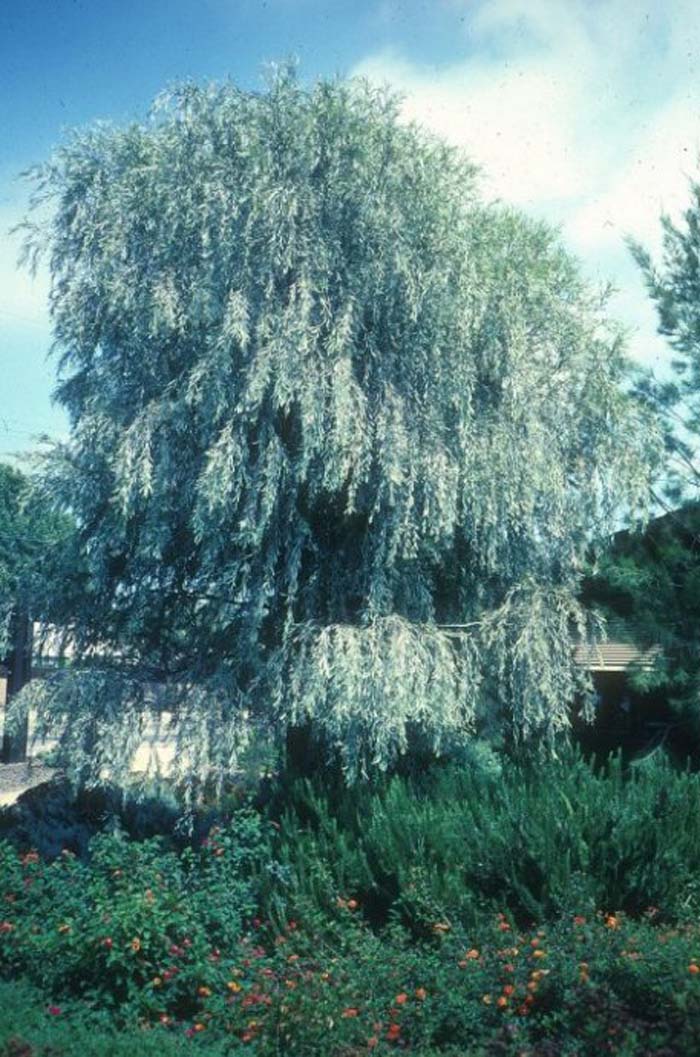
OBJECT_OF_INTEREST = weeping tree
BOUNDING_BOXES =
[16,67,657,789]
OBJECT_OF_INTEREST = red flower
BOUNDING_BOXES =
[342,1007,360,1018]
[47,1005,62,1016]
[387,1023,401,1041]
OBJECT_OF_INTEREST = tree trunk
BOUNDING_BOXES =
[1,608,32,763]
[284,723,318,778]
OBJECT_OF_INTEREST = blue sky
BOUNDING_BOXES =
[2,0,699,461]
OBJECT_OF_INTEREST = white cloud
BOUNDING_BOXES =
[565,94,700,255]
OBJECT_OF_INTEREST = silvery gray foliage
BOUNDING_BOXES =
[18,65,657,788]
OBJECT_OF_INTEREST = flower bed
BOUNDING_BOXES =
[3,824,700,1055]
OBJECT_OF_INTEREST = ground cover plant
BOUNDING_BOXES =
[3,752,700,1054]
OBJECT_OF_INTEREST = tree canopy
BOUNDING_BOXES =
[20,67,657,788]
[630,183,700,504]
[0,463,70,656]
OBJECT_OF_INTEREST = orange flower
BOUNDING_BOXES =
[605,915,619,930]
[530,938,540,948]
[690,964,700,975]
[498,922,511,932]
[57,924,71,935]
[395,993,409,1005]
[130,937,141,952]
[502,984,515,997]
[386,1023,401,1040]
[466,948,480,960]
[526,981,538,993]
[198,986,212,997]
[496,996,508,1009]
[193,1023,206,1033]
[532,949,546,959]
[347,899,359,911]
[342,1007,360,1018]
[415,987,427,1001]
[227,981,242,993]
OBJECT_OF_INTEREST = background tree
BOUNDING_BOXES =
[0,463,73,761]
[629,185,700,505]
[583,502,700,759]
[19,67,656,790]
[584,171,700,752]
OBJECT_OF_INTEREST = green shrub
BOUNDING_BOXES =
[0,779,219,860]
[5,826,700,1052]
[0,812,265,1022]
[0,979,236,1055]
[263,749,700,932]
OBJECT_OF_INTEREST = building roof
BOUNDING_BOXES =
[573,640,661,672]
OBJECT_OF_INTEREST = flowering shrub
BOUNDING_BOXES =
[5,840,700,1056]
[0,812,264,1020]
[4,756,700,1054]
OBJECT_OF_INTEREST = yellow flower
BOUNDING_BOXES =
[57,923,71,935]
[227,981,242,993]
[131,937,141,952]
[198,986,212,997]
